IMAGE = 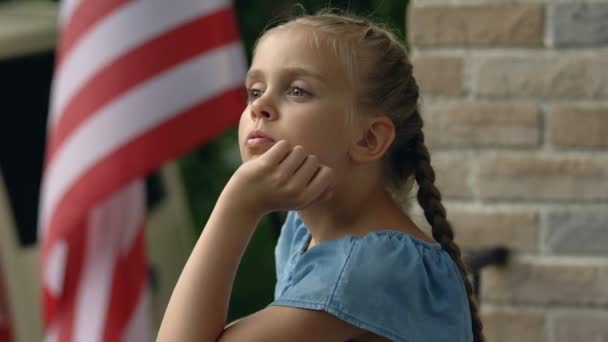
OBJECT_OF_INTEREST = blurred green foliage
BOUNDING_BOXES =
[178,0,408,321]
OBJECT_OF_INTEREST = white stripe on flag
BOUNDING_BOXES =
[41,42,245,237]
[45,322,59,342]
[59,0,82,27]
[50,0,232,128]
[40,42,245,237]
[43,240,68,297]
[41,1,246,340]
[73,180,144,342]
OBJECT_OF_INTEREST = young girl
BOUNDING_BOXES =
[157,11,483,342]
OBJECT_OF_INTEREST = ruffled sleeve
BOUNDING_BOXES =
[273,211,310,299]
[274,211,297,283]
[270,218,473,342]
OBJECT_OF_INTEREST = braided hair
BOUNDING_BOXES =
[262,11,485,342]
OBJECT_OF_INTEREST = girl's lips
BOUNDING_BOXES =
[246,130,275,147]
[247,137,275,146]
[245,138,275,155]
[245,130,276,154]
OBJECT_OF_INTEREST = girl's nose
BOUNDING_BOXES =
[250,97,278,121]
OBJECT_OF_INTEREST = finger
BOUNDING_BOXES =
[279,145,307,176]
[259,140,291,165]
[298,167,334,208]
[302,165,334,202]
[318,185,335,202]
[302,184,334,208]
[290,155,321,189]
[298,185,334,210]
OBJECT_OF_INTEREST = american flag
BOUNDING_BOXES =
[38,0,246,341]
[0,259,12,342]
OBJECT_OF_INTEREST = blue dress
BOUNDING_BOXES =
[269,211,473,342]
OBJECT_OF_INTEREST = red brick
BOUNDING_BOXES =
[481,257,608,305]
[550,106,608,148]
[477,155,608,201]
[481,306,545,342]
[552,310,608,342]
[409,4,544,47]
[412,55,464,96]
[473,54,608,99]
[432,154,473,199]
[424,102,540,148]
[449,209,539,252]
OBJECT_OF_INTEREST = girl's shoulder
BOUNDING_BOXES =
[276,211,452,282]
[271,211,473,342]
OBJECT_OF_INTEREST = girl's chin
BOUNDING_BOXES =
[241,154,259,162]
[243,142,274,156]
[240,150,263,162]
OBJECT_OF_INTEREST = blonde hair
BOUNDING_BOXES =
[256,10,486,342]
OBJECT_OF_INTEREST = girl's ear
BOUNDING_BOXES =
[349,115,395,163]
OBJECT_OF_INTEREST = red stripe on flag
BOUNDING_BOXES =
[55,222,88,342]
[42,286,56,328]
[102,225,147,342]
[43,2,246,340]
[57,0,132,67]
[0,258,13,342]
[44,87,244,254]
[48,8,240,163]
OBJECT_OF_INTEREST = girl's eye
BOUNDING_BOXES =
[246,88,263,102]
[288,86,310,97]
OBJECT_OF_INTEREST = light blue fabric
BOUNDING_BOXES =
[269,211,473,342]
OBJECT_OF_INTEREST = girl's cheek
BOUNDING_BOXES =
[237,115,250,145]
[238,108,252,126]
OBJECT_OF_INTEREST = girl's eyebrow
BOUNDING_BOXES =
[246,67,327,83]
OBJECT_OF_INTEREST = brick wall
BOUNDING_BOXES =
[407,1,608,341]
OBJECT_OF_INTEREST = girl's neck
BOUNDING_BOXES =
[297,181,416,250]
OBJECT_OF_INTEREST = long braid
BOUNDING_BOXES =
[412,123,485,342]
[269,12,485,341]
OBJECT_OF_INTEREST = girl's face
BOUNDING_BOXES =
[238,26,356,173]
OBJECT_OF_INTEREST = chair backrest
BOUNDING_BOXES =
[0,171,43,342]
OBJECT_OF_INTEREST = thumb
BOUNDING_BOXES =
[258,140,291,165]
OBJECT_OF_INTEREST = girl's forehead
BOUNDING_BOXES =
[254,26,336,64]
[255,28,318,58]
[252,26,348,78]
